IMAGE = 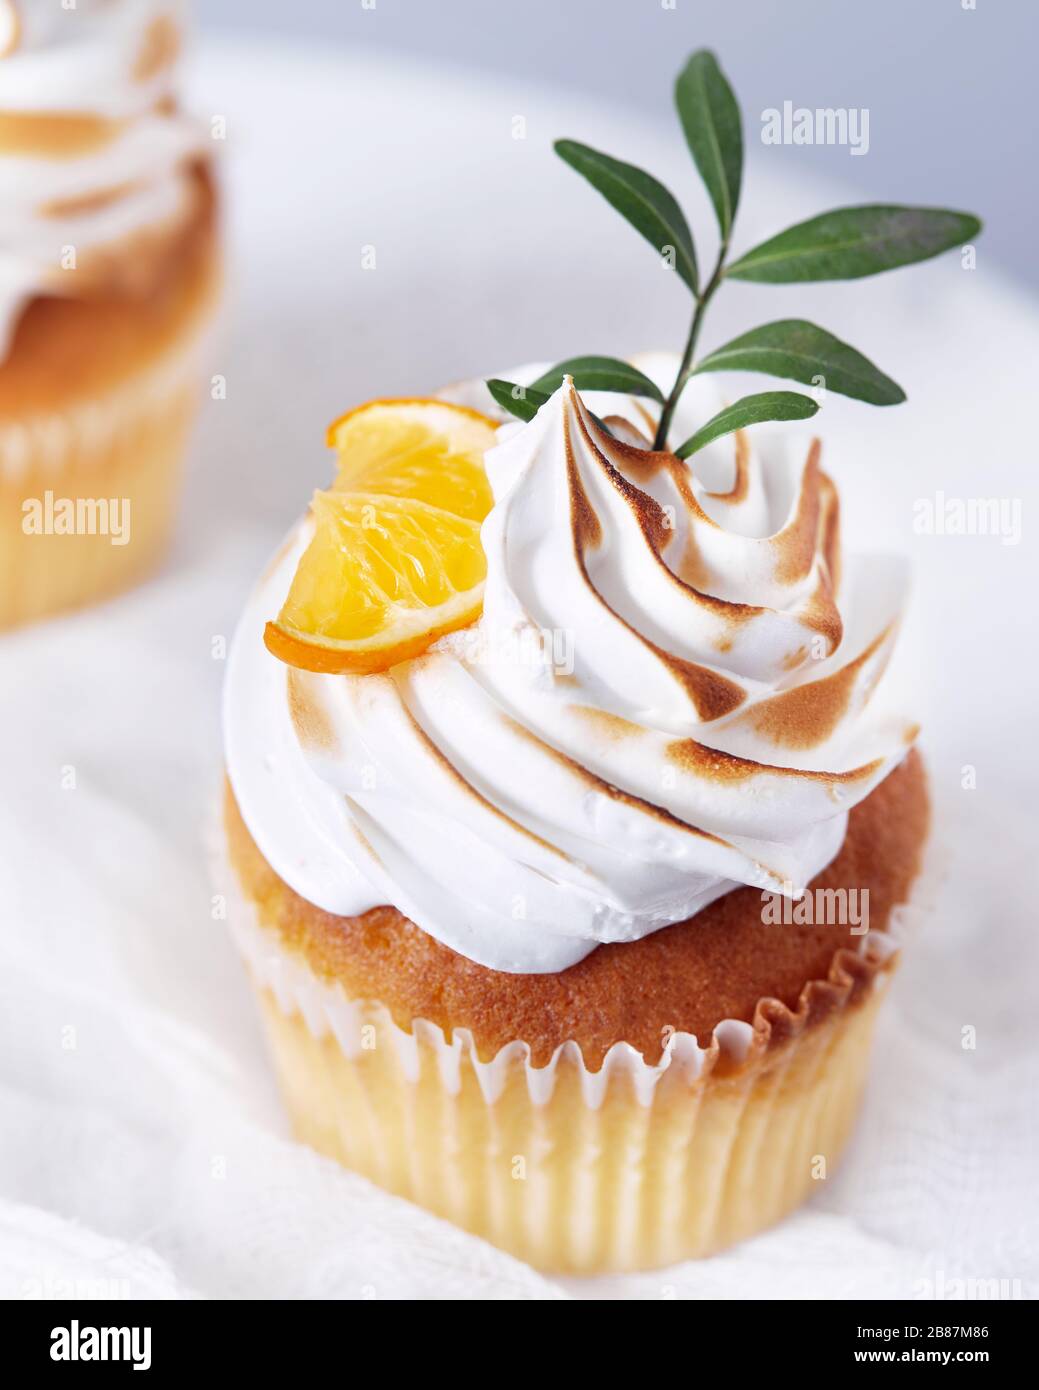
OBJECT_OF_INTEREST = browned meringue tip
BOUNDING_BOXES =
[133,13,181,83]
[0,1,18,59]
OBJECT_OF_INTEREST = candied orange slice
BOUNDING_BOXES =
[264,399,498,674]
[327,399,495,521]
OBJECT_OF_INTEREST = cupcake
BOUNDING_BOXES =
[219,41,979,1271]
[219,371,929,1273]
[0,0,219,628]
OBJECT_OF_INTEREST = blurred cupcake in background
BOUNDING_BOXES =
[0,0,219,628]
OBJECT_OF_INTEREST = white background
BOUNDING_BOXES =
[0,35,1036,1300]
[204,0,1039,293]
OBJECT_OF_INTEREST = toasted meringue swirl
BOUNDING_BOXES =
[225,358,917,973]
[0,0,209,357]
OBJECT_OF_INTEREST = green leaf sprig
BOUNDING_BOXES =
[489,49,982,457]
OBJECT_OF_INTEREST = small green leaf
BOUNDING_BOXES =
[554,139,698,292]
[674,391,818,459]
[486,379,549,422]
[675,50,743,240]
[727,204,982,283]
[693,319,905,405]
[529,356,665,403]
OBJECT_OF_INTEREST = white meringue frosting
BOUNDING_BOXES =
[224,357,918,974]
[0,0,209,357]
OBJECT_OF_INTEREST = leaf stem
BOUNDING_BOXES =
[652,240,728,450]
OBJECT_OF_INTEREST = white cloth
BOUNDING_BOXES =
[1,40,1036,1300]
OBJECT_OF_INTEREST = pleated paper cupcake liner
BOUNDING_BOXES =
[216,821,936,1273]
[0,300,219,628]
